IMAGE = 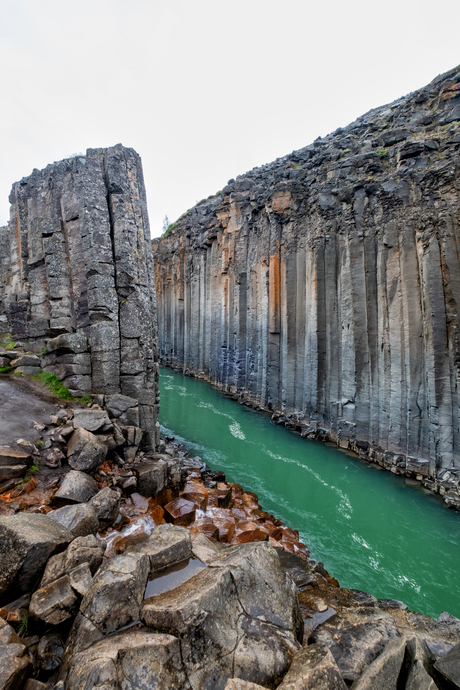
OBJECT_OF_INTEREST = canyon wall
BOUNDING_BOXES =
[0,145,159,448]
[153,67,460,502]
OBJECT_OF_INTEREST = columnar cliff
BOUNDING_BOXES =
[153,67,460,502]
[0,145,159,447]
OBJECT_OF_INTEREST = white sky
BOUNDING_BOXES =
[1,0,459,237]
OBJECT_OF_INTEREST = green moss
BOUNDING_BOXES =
[80,394,91,404]
[377,147,388,159]
[32,371,73,399]
[4,340,15,350]
[0,366,12,374]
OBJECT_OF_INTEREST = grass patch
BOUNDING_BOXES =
[0,366,12,374]
[4,340,15,350]
[377,147,388,159]
[32,371,92,404]
[32,372,73,399]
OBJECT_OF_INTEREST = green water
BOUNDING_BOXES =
[159,368,460,619]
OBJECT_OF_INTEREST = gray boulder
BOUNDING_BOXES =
[351,637,406,689]
[310,606,399,683]
[54,470,99,504]
[36,632,64,671]
[67,428,107,473]
[72,408,111,432]
[41,535,104,587]
[0,513,73,600]
[277,643,347,689]
[0,447,32,467]
[46,333,88,355]
[89,487,120,530]
[68,563,93,597]
[29,575,79,625]
[224,681,267,690]
[141,542,301,689]
[434,641,460,688]
[105,393,138,417]
[10,354,41,368]
[65,631,188,690]
[80,551,150,634]
[135,460,168,496]
[48,503,99,537]
[129,523,192,570]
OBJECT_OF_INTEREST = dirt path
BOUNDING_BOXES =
[0,375,61,448]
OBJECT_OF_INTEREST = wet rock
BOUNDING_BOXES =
[277,643,347,689]
[67,428,107,473]
[53,470,99,504]
[36,632,64,671]
[129,523,192,571]
[352,636,406,689]
[80,551,149,634]
[310,606,399,683]
[64,631,187,690]
[88,487,120,529]
[48,503,99,537]
[72,408,110,432]
[0,643,30,689]
[29,575,79,625]
[191,533,224,564]
[377,599,408,611]
[0,513,73,600]
[164,497,196,527]
[434,641,460,688]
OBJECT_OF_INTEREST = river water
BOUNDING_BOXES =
[159,368,460,619]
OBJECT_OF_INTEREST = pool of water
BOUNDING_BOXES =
[159,368,460,619]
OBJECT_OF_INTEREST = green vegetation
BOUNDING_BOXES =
[215,190,222,195]
[161,210,190,238]
[0,366,12,374]
[4,339,15,350]
[17,612,28,636]
[377,147,388,159]
[32,371,73,399]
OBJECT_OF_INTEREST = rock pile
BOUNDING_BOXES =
[0,372,460,688]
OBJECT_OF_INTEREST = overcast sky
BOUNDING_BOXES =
[1,0,459,238]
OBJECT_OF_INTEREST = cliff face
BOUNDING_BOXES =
[0,145,159,447]
[153,67,460,498]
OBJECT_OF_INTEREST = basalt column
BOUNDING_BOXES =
[0,145,159,448]
[153,67,460,498]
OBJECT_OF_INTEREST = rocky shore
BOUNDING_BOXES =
[1,343,460,689]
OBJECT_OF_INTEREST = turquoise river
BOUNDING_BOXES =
[159,368,460,619]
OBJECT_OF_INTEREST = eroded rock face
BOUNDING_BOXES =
[153,66,460,498]
[0,145,159,449]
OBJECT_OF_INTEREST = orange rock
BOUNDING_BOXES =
[231,529,269,545]
[164,498,196,527]
[181,491,208,511]
[190,518,219,541]
[149,505,166,526]
[212,517,236,543]
[130,493,150,512]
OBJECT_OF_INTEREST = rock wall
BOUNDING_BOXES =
[153,67,460,500]
[0,145,159,448]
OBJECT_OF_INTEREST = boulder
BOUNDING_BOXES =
[0,513,73,601]
[40,535,104,587]
[404,636,437,690]
[88,487,121,529]
[68,563,93,597]
[10,354,41,368]
[310,606,399,683]
[164,497,196,527]
[129,523,192,571]
[105,393,138,417]
[64,631,187,690]
[0,643,30,690]
[29,575,79,625]
[45,333,88,355]
[351,636,406,689]
[53,470,99,504]
[80,551,149,634]
[0,465,28,482]
[135,460,168,496]
[434,641,460,688]
[72,408,111,432]
[48,503,99,537]
[0,618,20,645]
[66,428,107,473]
[141,542,301,689]
[36,632,64,671]
[0,447,32,467]
[277,643,347,689]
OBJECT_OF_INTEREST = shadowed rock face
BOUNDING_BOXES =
[0,145,159,448]
[153,66,460,493]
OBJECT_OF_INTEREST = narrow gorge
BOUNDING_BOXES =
[153,66,460,508]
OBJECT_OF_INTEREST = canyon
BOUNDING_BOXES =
[153,66,460,508]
